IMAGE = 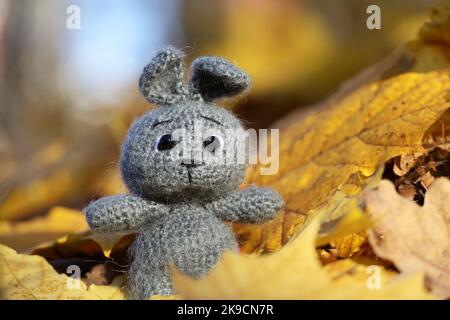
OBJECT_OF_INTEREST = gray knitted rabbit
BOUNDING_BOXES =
[83,47,284,299]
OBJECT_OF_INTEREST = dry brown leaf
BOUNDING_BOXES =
[383,145,450,205]
[393,152,423,176]
[30,231,105,260]
[0,207,88,252]
[18,205,134,261]
[235,70,450,254]
[0,244,125,300]
[174,220,434,299]
[420,171,436,189]
[30,229,135,270]
[365,178,450,298]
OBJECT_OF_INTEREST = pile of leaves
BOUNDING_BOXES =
[1,0,450,300]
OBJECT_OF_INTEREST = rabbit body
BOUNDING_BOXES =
[128,203,237,298]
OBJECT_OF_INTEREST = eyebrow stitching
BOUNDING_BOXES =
[200,115,223,126]
[152,119,172,128]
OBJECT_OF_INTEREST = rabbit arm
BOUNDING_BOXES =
[84,194,169,233]
[208,186,284,223]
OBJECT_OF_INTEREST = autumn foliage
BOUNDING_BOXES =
[1,0,450,300]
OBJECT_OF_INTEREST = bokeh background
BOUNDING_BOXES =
[0,0,437,233]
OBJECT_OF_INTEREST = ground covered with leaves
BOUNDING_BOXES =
[1,0,450,300]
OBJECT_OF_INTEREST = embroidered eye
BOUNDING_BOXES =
[155,134,178,151]
[203,136,221,153]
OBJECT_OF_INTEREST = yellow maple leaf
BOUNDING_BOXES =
[0,170,75,221]
[0,207,88,252]
[366,178,450,299]
[0,244,125,300]
[315,191,374,259]
[315,195,371,246]
[173,220,434,300]
[234,70,450,254]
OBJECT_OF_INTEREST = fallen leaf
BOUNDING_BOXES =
[27,230,134,288]
[397,181,418,200]
[383,145,450,205]
[316,196,371,248]
[420,171,436,189]
[31,231,105,261]
[393,152,422,176]
[330,233,368,259]
[3,1,449,301]
[236,70,450,253]
[82,264,118,287]
[30,226,134,262]
[366,178,450,298]
[234,0,450,253]
[0,130,117,221]
[0,207,88,252]
[323,259,397,287]
[314,180,383,261]
[174,220,434,299]
[0,244,125,300]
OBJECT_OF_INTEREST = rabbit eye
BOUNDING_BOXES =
[156,134,177,151]
[203,136,221,152]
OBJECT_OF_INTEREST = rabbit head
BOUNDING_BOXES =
[120,47,252,202]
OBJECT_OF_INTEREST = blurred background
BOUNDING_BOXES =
[0,0,438,226]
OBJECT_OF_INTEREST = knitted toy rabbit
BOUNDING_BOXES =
[84,47,284,299]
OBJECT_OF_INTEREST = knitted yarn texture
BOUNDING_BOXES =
[84,47,284,299]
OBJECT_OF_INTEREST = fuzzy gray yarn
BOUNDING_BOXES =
[83,47,284,299]
[190,56,251,101]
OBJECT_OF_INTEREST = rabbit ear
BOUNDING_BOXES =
[139,47,188,105]
[189,57,251,102]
